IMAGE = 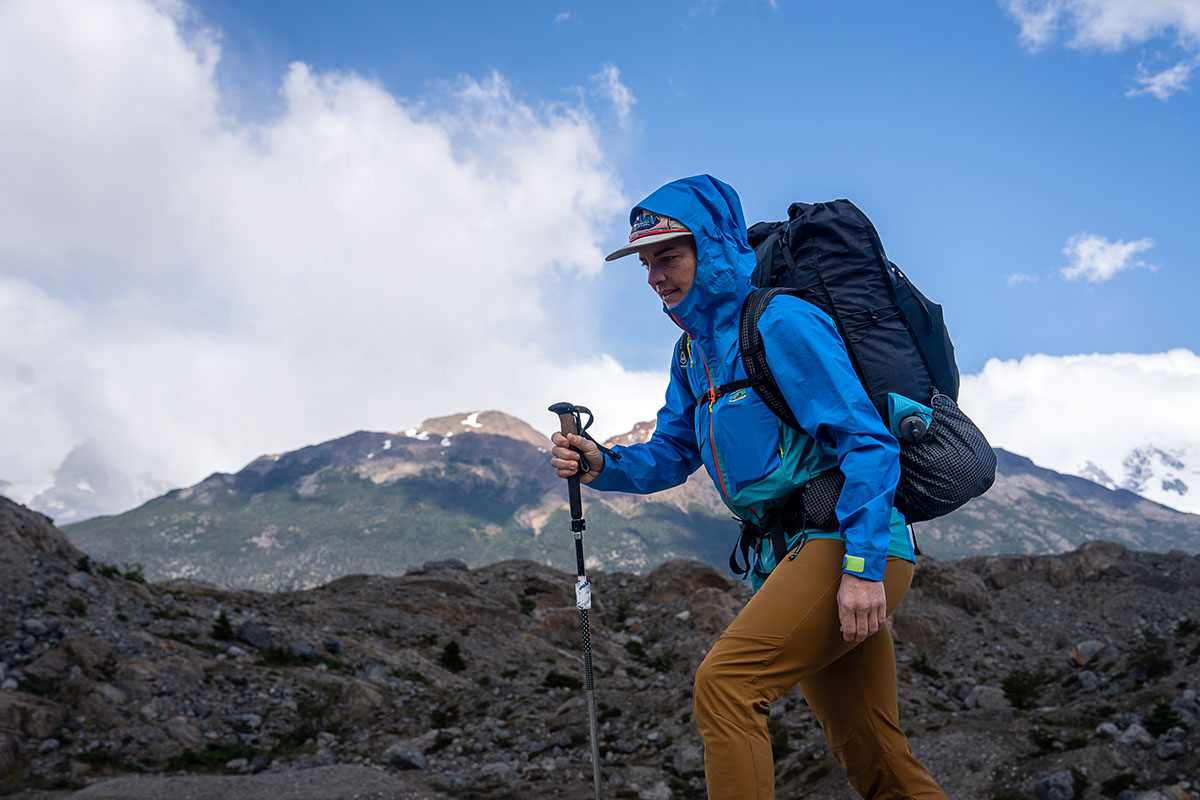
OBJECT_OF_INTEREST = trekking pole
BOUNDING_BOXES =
[548,401,603,800]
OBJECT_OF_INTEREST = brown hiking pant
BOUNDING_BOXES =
[693,538,947,799]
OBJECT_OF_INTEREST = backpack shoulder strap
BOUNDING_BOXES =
[738,287,802,430]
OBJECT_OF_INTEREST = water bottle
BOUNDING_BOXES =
[898,414,928,443]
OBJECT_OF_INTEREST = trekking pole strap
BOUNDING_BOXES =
[548,402,621,474]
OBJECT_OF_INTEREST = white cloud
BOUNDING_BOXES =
[1002,0,1200,96]
[1006,0,1065,50]
[1007,272,1039,286]
[1126,58,1197,99]
[555,11,572,23]
[1004,0,1200,51]
[959,350,1200,513]
[1060,233,1156,282]
[0,0,667,497]
[591,63,636,128]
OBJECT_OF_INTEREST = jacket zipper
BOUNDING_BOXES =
[670,316,735,510]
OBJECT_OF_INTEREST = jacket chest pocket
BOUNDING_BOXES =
[704,389,783,495]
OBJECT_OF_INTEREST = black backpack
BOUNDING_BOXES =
[706,199,995,526]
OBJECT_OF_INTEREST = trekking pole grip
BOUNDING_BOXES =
[548,402,586,528]
[549,402,581,437]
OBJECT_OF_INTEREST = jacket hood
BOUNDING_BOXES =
[635,175,756,378]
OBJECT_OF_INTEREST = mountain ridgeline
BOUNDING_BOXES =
[62,411,1200,592]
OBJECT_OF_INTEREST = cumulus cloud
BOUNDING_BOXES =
[1126,58,1197,99]
[0,0,667,495]
[1060,233,1156,282]
[591,63,635,128]
[959,350,1200,513]
[1002,0,1200,97]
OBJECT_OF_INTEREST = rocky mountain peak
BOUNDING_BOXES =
[411,410,549,449]
[603,420,657,448]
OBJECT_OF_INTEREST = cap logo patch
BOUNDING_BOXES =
[631,209,662,235]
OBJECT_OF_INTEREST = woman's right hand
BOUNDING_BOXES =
[549,432,605,485]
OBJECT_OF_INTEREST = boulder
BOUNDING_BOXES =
[645,561,735,605]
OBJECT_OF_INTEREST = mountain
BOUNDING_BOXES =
[24,440,173,525]
[1077,443,1199,516]
[3,496,1199,799]
[61,412,1200,592]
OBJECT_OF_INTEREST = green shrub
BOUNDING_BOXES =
[911,653,940,678]
[212,611,234,641]
[439,641,466,673]
[1128,633,1171,680]
[768,718,791,760]
[543,671,583,690]
[1100,773,1138,798]
[1002,666,1048,710]
[1142,700,1185,736]
[68,597,87,616]
[391,668,429,684]
[167,742,258,771]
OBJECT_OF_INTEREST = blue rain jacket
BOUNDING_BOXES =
[588,175,907,583]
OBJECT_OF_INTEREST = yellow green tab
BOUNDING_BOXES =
[843,555,866,573]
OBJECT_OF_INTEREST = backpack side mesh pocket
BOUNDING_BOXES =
[896,393,996,523]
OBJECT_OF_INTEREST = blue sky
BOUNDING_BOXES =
[1,0,1198,515]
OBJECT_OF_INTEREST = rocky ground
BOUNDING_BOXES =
[2,494,1199,799]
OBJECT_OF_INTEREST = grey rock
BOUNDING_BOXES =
[1070,639,1105,665]
[1077,670,1099,691]
[225,757,249,770]
[1117,722,1155,748]
[968,758,984,772]
[37,738,60,754]
[385,745,427,770]
[1156,740,1186,760]
[1096,721,1121,737]
[235,621,276,650]
[287,640,318,663]
[1,678,17,691]
[164,716,205,750]
[673,742,705,775]
[639,782,673,800]
[21,619,47,636]
[964,685,1010,710]
[322,638,342,655]
[479,761,514,780]
[1035,770,1078,800]
[417,559,469,574]
[67,572,91,590]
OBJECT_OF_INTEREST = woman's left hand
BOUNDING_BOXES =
[837,573,886,643]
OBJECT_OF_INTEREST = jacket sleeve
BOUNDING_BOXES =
[586,340,703,494]
[756,296,900,582]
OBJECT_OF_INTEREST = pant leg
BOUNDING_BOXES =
[799,618,949,799]
[692,539,932,800]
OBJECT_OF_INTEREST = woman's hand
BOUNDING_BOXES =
[837,573,886,643]
[549,432,605,485]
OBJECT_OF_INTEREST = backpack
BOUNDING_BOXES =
[711,199,996,526]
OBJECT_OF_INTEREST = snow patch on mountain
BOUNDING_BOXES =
[1073,443,1198,514]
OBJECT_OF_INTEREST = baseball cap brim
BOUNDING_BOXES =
[604,230,693,262]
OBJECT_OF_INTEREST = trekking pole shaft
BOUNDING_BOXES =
[549,403,602,800]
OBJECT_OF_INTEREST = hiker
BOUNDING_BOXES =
[549,175,947,799]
